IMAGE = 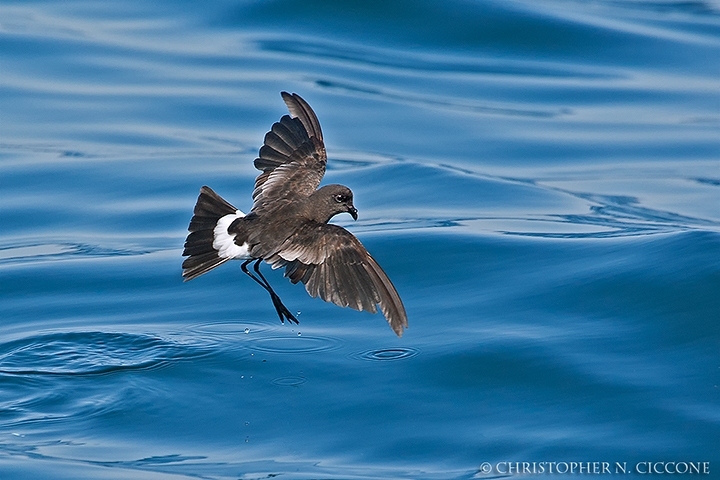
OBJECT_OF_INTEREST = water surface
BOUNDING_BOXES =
[1,0,719,478]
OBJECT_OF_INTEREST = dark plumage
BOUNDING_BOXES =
[182,92,408,336]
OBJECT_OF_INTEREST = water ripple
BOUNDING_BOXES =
[0,242,150,265]
[505,190,720,238]
[313,79,569,118]
[0,332,205,376]
[185,320,273,344]
[246,334,343,355]
[259,37,619,79]
[351,347,419,362]
[271,376,308,387]
[694,177,720,187]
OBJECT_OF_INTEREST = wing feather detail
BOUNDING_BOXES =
[250,93,327,215]
[281,91,324,142]
[276,223,407,336]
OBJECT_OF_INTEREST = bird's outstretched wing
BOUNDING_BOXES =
[251,92,327,215]
[266,223,408,337]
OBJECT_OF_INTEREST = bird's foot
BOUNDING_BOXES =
[269,293,299,325]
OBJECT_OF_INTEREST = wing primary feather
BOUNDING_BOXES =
[256,145,289,168]
[355,263,380,312]
[262,130,295,156]
[363,257,408,336]
[272,117,306,149]
[327,257,346,307]
[281,92,323,141]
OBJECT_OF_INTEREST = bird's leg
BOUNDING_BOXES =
[241,259,299,325]
[252,259,299,325]
[241,259,292,323]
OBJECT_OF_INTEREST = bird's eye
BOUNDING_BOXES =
[334,194,345,203]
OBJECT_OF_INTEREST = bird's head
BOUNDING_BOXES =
[316,184,357,222]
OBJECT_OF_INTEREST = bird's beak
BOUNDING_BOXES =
[348,206,358,220]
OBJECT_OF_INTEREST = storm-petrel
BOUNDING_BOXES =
[181,92,408,336]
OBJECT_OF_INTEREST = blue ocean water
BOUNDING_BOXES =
[1,0,719,478]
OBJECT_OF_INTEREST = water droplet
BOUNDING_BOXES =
[245,421,250,426]
[297,332,302,337]
[240,375,244,379]
[244,328,250,334]
[245,436,249,443]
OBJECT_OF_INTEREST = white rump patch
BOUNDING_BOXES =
[213,210,251,259]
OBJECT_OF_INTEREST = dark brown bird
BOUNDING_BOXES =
[182,92,408,336]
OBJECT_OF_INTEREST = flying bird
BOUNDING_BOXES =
[182,92,408,336]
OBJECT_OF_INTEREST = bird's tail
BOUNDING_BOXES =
[182,186,241,281]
